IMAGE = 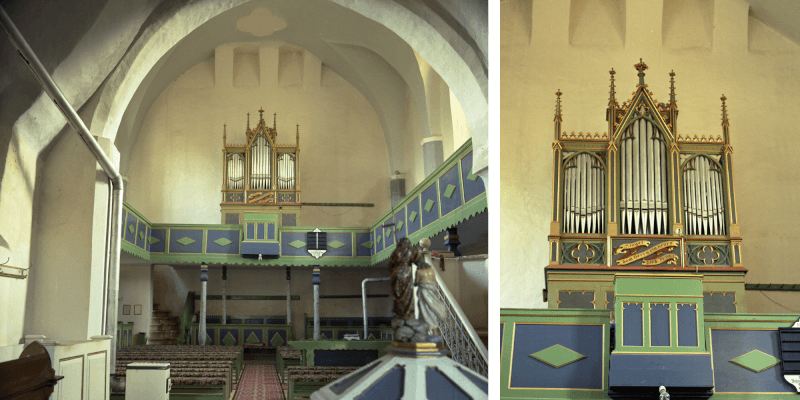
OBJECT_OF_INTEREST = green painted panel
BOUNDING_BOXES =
[444,184,457,199]
[175,236,197,246]
[288,240,306,249]
[409,211,418,222]
[729,350,781,373]
[328,240,346,249]
[244,213,279,221]
[530,344,586,368]
[213,237,234,247]
[424,199,436,212]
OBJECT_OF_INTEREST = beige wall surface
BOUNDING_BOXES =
[501,0,800,312]
[118,265,153,339]
[125,47,393,228]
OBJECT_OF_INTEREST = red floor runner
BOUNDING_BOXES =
[234,364,284,400]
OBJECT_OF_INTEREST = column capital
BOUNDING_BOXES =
[312,266,321,285]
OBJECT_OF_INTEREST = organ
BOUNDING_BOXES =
[545,60,745,312]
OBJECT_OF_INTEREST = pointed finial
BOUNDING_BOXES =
[246,113,250,130]
[259,108,264,121]
[223,124,227,144]
[634,58,648,85]
[669,70,677,106]
[273,113,277,130]
[296,123,300,146]
[721,95,728,124]
[555,89,563,120]
[609,68,617,103]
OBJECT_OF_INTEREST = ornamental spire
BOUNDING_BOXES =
[721,95,730,144]
[608,68,616,105]
[274,113,277,130]
[554,89,563,141]
[634,58,648,85]
[669,70,677,107]
[246,112,250,131]
[223,124,227,146]
[259,107,264,121]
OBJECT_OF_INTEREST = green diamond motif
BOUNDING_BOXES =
[397,221,404,231]
[367,333,376,340]
[376,235,382,244]
[444,184,457,199]
[205,333,213,345]
[138,231,145,240]
[319,333,328,340]
[361,241,374,249]
[222,332,236,346]
[128,224,135,234]
[530,344,586,368]
[467,172,479,181]
[176,236,196,246]
[288,240,306,249]
[213,237,234,247]
[730,350,781,373]
[385,229,392,238]
[424,199,436,212]
[409,211,418,222]
[270,332,285,347]
[328,240,346,249]
[246,332,261,344]
[148,236,160,245]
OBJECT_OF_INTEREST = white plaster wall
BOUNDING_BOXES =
[172,265,392,340]
[501,0,800,312]
[118,265,153,339]
[125,47,393,227]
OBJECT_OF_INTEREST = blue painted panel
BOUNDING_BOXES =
[677,303,698,347]
[461,151,486,203]
[124,212,137,243]
[609,354,712,388]
[354,365,403,400]
[406,196,421,235]
[711,329,795,393]
[370,231,375,256]
[622,303,643,346]
[320,330,335,340]
[650,303,670,347]
[196,328,215,345]
[149,228,166,253]
[439,165,463,216]
[280,232,308,256]
[421,183,439,227]
[326,232,353,257]
[393,208,407,241]
[373,226,383,254]
[206,230,240,255]
[257,223,265,240]
[267,329,288,347]
[241,242,279,257]
[509,323,604,389]
[243,329,263,344]
[356,232,371,257]
[145,226,152,252]
[316,350,379,367]
[168,229,203,254]
[366,330,381,340]
[383,216,395,248]
[136,220,146,249]
[219,328,239,346]
[426,367,470,399]
[267,223,275,240]
[246,223,254,240]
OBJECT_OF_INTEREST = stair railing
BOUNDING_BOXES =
[420,239,488,377]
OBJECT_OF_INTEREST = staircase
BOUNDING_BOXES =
[148,303,180,345]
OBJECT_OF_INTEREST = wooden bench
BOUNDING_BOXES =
[287,366,359,400]
[110,362,232,400]
[276,346,303,384]
[116,345,244,383]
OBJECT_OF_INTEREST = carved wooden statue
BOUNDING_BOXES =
[388,238,447,342]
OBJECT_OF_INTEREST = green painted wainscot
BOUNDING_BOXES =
[501,276,800,399]
[189,323,293,350]
[119,139,486,267]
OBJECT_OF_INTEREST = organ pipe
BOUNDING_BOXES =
[682,156,725,235]
[227,154,244,190]
[562,153,605,234]
[250,135,271,190]
[619,119,668,235]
